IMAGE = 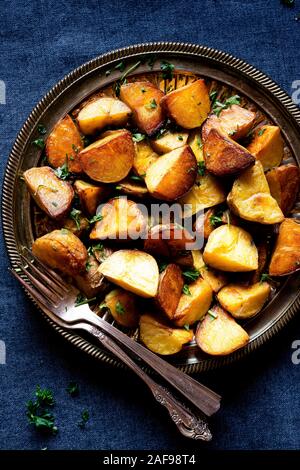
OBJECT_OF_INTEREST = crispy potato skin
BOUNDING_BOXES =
[203,128,255,176]
[99,249,159,298]
[79,130,134,183]
[46,115,83,173]
[196,306,249,356]
[77,97,131,135]
[247,125,284,170]
[32,229,87,276]
[156,264,184,319]
[145,145,197,200]
[151,131,188,154]
[104,288,139,328]
[266,164,300,215]
[227,161,284,224]
[161,79,210,129]
[74,254,106,298]
[139,314,193,355]
[133,140,159,177]
[180,173,226,217]
[90,197,147,241]
[217,282,270,319]
[174,277,213,326]
[116,179,148,198]
[203,225,258,272]
[74,180,111,216]
[269,218,300,276]
[120,81,165,135]
[24,166,74,219]
[144,224,196,258]
[192,250,228,292]
[202,105,256,141]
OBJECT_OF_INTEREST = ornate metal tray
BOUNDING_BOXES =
[3,42,300,374]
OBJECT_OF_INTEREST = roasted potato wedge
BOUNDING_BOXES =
[139,314,193,355]
[74,180,111,216]
[196,306,249,356]
[144,224,196,257]
[90,197,147,241]
[202,105,256,141]
[24,166,74,219]
[247,125,284,170]
[217,282,270,319]
[192,250,228,292]
[161,79,210,129]
[151,131,188,154]
[79,130,134,183]
[74,255,106,298]
[203,225,258,272]
[120,81,165,135]
[145,145,197,200]
[227,161,284,224]
[203,128,255,176]
[104,288,139,328]
[99,249,159,297]
[32,228,87,276]
[174,277,213,326]
[266,164,300,215]
[133,139,159,177]
[156,264,184,319]
[77,96,131,135]
[45,115,83,173]
[187,129,204,162]
[115,179,148,198]
[269,218,300,276]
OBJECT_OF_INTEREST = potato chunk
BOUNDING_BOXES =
[144,224,196,257]
[203,225,258,272]
[74,180,111,216]
[192,250,227,292]
[104,288,139,328]
[79,130,134,183]
[140,314,193,355]
[203,128,255,176]
[266,164,300,215]
[120,81,165,135]
[90,197,147,241]
[187,129,204,162]
[174,277,213,326]
[227,161,284,224]
[217,282,270,319]
[196,306,249,356]
[116,179,148,198]
[202,105,256,141]
[32,228,87,276]
[145,145,197,200]
[161,79,210,129]
[24,166,74,219]
[151,131,188,154]
[156,264,184,319]
[46,115,83,173]
[269,218,300,276]
[133,140,159,177]
[77,97,131,135]
[74,255,106,298]
[99,250,159,298]
[247,125,284,170]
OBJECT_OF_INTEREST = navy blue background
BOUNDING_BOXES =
[1,0,300,450]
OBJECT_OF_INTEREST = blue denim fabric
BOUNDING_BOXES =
[0,0,300,450]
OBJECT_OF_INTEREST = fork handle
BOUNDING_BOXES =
[89,325,212,441]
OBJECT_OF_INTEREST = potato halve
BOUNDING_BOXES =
[217,282,271,319]
[133,139,159,177]
[202,105,256,142]
[156,264,184,320]
[74,180,111,216]
[151,131,188,154]
[266,164,300,215]
[269,218,300,276]
[174,277,213,326]
[104,288,140,328]
[247,125,284,170]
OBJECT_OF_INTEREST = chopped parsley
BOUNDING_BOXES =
[207,309,218,320]
[78,410,90,429]
[210,214,223,227]
[66,382,79,397]
[87,243,104,256]
[132,133,146,142]
[113,61,141,97]
[182,268,200,282]
[54,161,70,180]
[38,124,47,135]
[213,95,241,117]
[197,161,206,176]
[75,293,96,307]
[89,213,103,224]
[115,61,126,72]
[72,144,80,154]
[196,135,203,149]
[116,301,126,315]
[85,261,92,272]
[182,284,192,296]
[260,273,271,283]
[32,138,45,149]
[130,174,144,181]
[70,208,82,231]
[183,324,190,331]
[160,61,175,80]
[209,90,218,104]
[158,261,168,273]
[146,98,157,110]
[177,135,183,141]
[26,386,57,435]
[258,128,266,136]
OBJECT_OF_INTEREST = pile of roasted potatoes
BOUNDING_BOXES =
[24,69,300,357]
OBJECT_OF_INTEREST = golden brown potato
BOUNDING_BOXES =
[203,225,258,272]
[32,228,87,276]
[247,125,284,170]
[248,241,268,284]
[195,306,249,356]
[203,128,255,176]
[99,249,159,298]
[74,255,107,298]
[139,314,193,355]
[202,105,256,141]
[269,218,300,276]
[156,264,184,319]
[227,161,284,224]
[46,115,83,173]
[120,81,165,135]
[104,288,139,328]
[187,129,204,162]
[217,282,271,319]
[161,79,210,129]
[191,250,228,293]
[62,213,89,237]
[90,197,147,241]
[133,140,159,177]
[145,145,197,200]
[194,208,238,239]
[24,166,74,219]
[79,130,134,183]
[144,224,196,258]
[266,164,300,215]
[151,131,188,154]
[174,277,213,326]
[115,179,148,198]
[74,180,111,216]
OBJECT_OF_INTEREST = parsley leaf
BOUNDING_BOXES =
[260,273,271,283]
[130,174,144,181]
[75,293,96,307]
[183,324,190,331]
[207,309,218,320]
[70,208,82,230]
[160,61,175,80]
[213,95,241,117]
[258,128,266,136]
[116,301,126,315]
[210,214,223,227]
[38,124,47,135]
[132,133,146,142]
[182,284,192,296]
[54,161,70,180]
[26,386,57,435]
[146,98,157,109]
[197,161,206,176]
[36,385,55,407]
[115,61,126,72]
[182,268,200,282]
[158,261,169,273]
[66,382,79,397]
[32,138,45,149]
[89,213,103,224]
[87,243,104,256]
[78,410,90,429]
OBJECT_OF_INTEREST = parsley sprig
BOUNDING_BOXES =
[213,95,241,117]
[182,268,200,282]
[26,386,57,435]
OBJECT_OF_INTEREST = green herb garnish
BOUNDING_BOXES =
[75,293,96,307]
[113,61,141,97]
[197,161,206,176]
[260,273,271,283]
[32,138,45,149]
[177,135,183,141]
[258,128,266,136]
[182,268,200,282]
[213,95,241,117]
[160,61,175,80]
[87,243,104,256]
[209,90,218,104]
[78,410,90,429]
[26,386,57,435]
[158,261,168,273]
[207,309,218,320]
[116,301,126,315]
[54,161,70,180]
[132,133,146,142]
[38,124,47,135]
[70,208,82,230]
[183,324,190,331]
[89,213,103,224]
[210,214,223,227]
[146,98,157,110]
[66,382,79,397]
[182,284,192,296]
[85,261,92,272]
[115,61,125,72]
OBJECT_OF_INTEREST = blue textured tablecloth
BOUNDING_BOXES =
[0,0,300,451]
